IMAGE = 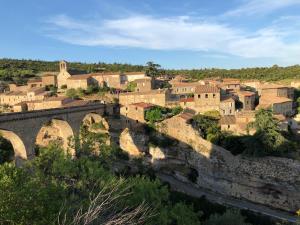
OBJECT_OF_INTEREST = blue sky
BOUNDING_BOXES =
[1,0,300,69]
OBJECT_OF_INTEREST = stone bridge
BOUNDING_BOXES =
[0,103,114,165]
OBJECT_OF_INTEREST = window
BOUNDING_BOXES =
[228,125,230,129]
[198,94,201,98]
[135,107,138,110]
[136,120,139,123]
[213,94,216,98]
[205,94,208,98]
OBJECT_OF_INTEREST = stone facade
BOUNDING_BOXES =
[237,91,256,111]
[0,87,50,106]
[171,82,199,95]
[120,102,154,128]
[119,89,170,107]
[259,96,294,116]
[194,85,220,113]
[220,97,235,115]
[134,77,153,92]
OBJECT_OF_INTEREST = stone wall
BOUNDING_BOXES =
[158,116,300,212]
[120,115,300,212]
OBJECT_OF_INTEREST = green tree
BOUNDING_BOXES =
[126,81,137,92]
[145,107,164,124]
[192,114,220,139]
[145,61,161,78]
[204,209,250,225]
[65,88,79,99]
[247,109,292,156]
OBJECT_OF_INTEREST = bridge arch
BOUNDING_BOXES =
[0,129,28,165]
[82,112,109,133]
[36,119,75,156]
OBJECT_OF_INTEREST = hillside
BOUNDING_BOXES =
[1,58,300,85]
[0,58,145,85]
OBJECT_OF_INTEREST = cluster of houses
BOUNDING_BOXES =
[0,61,152,112]
[0,60,298,135]
[118,75,297,134]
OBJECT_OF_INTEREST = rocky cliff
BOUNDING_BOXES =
[119,116,300,213]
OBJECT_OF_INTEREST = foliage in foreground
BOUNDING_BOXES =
[0,141,254,225]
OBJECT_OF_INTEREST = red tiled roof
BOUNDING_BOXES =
[180,97,194,103]
[195,85,220,93]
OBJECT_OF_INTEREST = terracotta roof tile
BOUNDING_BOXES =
[180,97,194,103]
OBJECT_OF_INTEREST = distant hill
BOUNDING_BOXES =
[0,58,145,85]
[0,58,299,85]
[166,64,300,82]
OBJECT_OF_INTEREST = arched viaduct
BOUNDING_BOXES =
[0,103,114,165]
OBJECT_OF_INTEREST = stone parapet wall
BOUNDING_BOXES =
[0,103,108,122]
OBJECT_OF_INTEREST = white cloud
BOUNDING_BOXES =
[224,0,300,17]
[44,14,300,64]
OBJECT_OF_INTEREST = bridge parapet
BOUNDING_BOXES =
[0,103,107,122]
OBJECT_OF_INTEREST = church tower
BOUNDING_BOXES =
[57,60,71,89]
[59,60,67,72]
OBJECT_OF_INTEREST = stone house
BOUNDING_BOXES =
[258,96,294,116]
[92,73,123,89]
[134,77,153,92]
[119,89,170,107]
[259,84,294,99]
[120,102,155,128]
[194,85,220,113]
[171,81,199,95]
[27,79,43,88]
[12,96,86,112]
[57,61,148,90]
[41,74,57,87]
[220,115,237,132]
[219,78,241,91]
[220,96,235,115]
[237,91,256,111]
[0,87,50,106]
[67,74,94,90]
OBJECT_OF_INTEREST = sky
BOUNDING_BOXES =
[1,0,300,69]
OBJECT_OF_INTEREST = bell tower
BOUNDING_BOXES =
[59,60,67,72]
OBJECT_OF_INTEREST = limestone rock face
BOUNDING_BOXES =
[157,116,300,212]
[119,128,148,157]
[149,146,166,162]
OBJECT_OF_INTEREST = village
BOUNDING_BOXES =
[1,60,300,136]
